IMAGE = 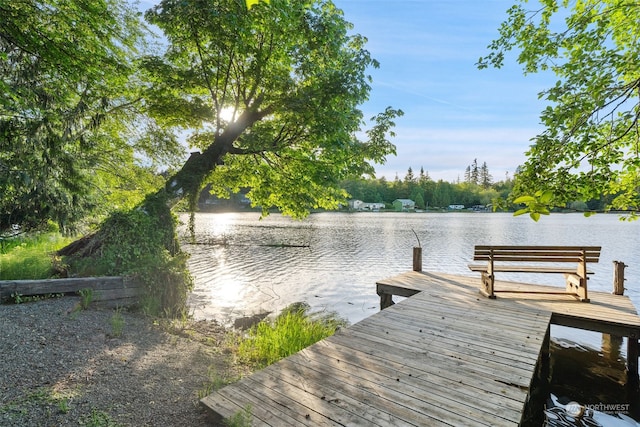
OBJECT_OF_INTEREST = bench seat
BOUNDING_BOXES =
[468,245,601,302]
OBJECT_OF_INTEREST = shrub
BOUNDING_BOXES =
[238,303,346,368]
[62,193,193,317]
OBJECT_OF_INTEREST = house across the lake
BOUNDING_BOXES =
[348,200,386,211]
[393,199,415,212]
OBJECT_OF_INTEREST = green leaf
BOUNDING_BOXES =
[538,190,553,204]
[514,208,529,217]
[246,0,269,9]
[513,195,536,204]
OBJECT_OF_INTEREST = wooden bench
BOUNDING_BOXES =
[468,246,601,302]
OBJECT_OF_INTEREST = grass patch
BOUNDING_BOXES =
[79,408,122,427]
[0,386,79,423]
[9,292,64,304]
[238,303,347,368]
[78,288,94,310]
[0,232,73,280]
[224,405,252,427]
[197,367,240,400]
[109,308,125,338]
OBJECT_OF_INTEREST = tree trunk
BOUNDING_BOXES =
[163,108,265,205]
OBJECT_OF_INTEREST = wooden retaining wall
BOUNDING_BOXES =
[0,276,141,306]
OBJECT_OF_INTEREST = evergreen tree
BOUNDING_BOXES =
[418,166,431,187]
[413,191,425,210]
[480,162,493,188]
[470,159,479,185]
[404,167,415,183]
[0,0,169,232]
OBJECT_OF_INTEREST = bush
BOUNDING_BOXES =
[63,193,193,317]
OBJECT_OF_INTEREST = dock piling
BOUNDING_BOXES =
[412,247,422,272]
[613,260,627,295]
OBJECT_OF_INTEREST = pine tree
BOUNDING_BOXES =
[480,162,493,188]
[470,159,479,185]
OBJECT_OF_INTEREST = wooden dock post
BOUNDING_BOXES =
[413,247,422,272]
[613,260,627,295]
[602,334,622,361]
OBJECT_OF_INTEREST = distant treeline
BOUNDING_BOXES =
[341,165,512,210]
[199,164,613,212]
[342,165,613,212]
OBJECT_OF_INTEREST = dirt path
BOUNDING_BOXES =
[0,297,247,426]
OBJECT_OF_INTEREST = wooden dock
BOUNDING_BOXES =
[201,270,640,426]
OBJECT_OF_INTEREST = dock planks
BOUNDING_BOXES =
[203,270,622,426]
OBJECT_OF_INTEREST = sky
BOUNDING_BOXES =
[331,0,556,183]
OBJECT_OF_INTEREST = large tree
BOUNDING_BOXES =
[0,0,182,233]
[141,0,400,217]
[479,0,640,220]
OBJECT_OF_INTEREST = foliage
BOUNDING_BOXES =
[238,303,346,368]
[224,406,253,427]
[79,408,122,427]
[478,0,640,219]
[78,288,94,310]
[246,0,269,9]
[0,0,183,234]
[513,190,553,222]
[62,193,192,317]
[0,231,73,280]
[110,308,125,338]
[143,0,402,219]
[92,166,168,219]
[8,292,63,304]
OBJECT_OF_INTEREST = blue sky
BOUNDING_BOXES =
[332,0,556,183]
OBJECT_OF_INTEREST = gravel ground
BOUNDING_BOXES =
[0,297,247,426]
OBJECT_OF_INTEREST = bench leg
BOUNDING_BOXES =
[479,272,496,299]
[565,273,590,302]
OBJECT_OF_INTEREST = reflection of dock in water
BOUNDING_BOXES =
[201,270,640,426]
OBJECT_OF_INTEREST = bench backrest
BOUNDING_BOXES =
[473,246,601,263]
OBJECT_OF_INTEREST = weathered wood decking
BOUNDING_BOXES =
[201,271,640,426]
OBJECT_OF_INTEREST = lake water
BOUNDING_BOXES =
[182,211,640,331]
[181,211,640,423]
